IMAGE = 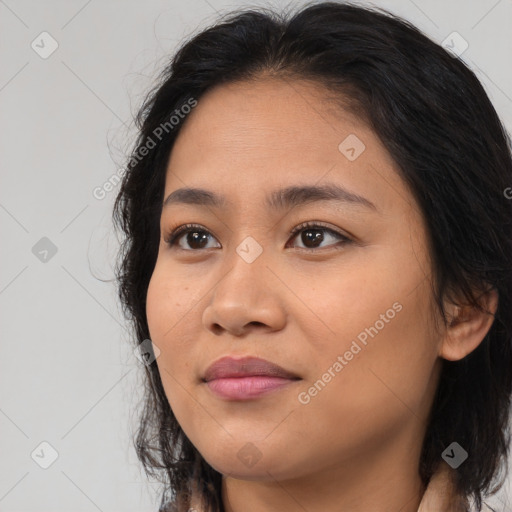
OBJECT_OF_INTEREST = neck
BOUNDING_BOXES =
[221,434,427,512]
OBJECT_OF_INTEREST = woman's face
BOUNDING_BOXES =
[146,78,444,483]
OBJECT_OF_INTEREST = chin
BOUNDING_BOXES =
[199,445,299,482]
[206,458,282,481]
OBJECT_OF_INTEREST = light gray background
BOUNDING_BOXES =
[1,0,511,511]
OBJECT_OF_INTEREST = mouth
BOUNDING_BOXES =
[202,356,301,400]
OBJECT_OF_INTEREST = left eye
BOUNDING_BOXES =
[288,223,351,250]
[164,222,351,251]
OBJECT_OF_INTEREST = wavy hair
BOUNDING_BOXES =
[112,2,512,511]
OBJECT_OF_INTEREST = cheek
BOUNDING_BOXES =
[308,281,438,422]
[284,255,408,356]
[146,263,201,403]
[146,263,191,340]
[290,291,438,469]
[291,250,438,406]
[146,267,189,385]
[145,273,162,337]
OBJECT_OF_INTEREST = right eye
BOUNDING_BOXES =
[163,224,221,251]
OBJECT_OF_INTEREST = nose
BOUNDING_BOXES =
[201,247,287,337]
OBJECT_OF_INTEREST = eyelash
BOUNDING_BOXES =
[163,221,352,252]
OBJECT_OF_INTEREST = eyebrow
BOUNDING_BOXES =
[162,183,378,212]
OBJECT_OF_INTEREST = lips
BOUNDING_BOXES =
[202,356,301,400]
[203,356,300,382]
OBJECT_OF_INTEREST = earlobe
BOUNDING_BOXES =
[439,287,498,361]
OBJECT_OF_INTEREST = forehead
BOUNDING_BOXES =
[171,78,362,154]
[164,78,414,217]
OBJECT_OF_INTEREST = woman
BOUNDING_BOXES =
[113,2,512,511]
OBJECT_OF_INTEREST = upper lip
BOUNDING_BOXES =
[203,356,301,382]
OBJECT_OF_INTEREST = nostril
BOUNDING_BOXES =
[248,321,265,328]
[211,324,223,336]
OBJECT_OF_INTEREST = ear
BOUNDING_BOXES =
[439,287,498,361]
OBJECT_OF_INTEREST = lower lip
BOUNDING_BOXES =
[206,376,298,400]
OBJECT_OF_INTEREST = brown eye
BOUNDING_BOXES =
[164,222,351,252]
[181,230,211,250]
[297,227,325,249]
[288,222,351,251]
[164,224,220,251]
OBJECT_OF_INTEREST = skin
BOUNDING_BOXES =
[145,77,498,512]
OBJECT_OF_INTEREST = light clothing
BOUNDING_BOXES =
[417,463,494,512]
